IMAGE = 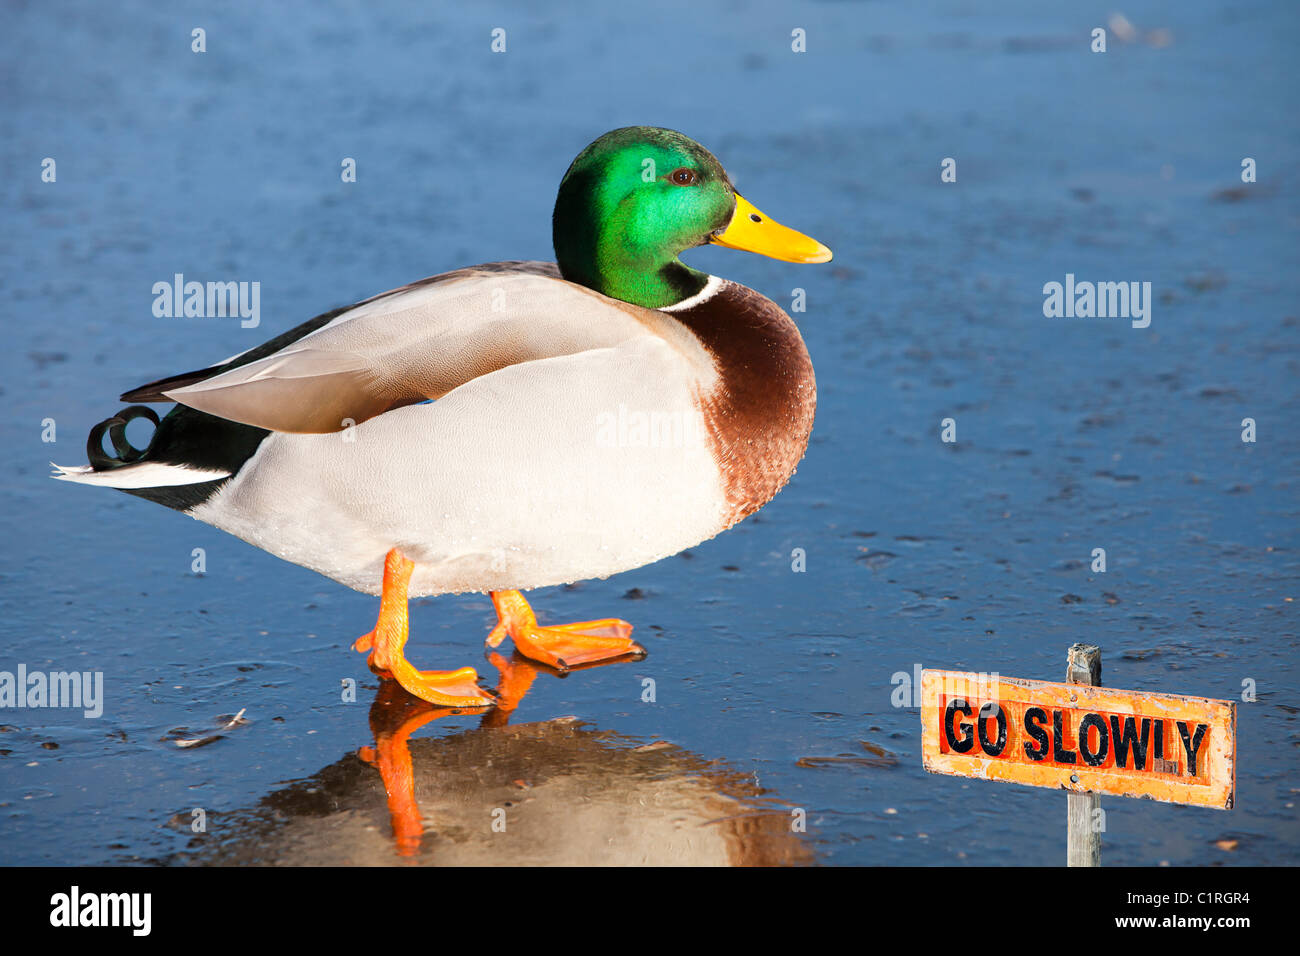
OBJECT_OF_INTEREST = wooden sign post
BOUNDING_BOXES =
[1065,643,1102,867]
[920,646,1237,865]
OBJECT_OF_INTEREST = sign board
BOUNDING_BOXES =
[920,669,1236,809]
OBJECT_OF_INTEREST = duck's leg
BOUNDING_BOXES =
[356,684,443,856]
[485,590,645,673]
[353,548,495,707]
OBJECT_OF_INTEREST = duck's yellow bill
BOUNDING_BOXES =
[709,194,832,264]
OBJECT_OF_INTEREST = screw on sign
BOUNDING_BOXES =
[919,646,1236,866]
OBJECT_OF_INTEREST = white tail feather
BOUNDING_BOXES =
[51,462,231,488]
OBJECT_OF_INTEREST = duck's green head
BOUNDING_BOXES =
[553,126,831,309]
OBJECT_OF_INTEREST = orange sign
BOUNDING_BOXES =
[920,670,1236,809]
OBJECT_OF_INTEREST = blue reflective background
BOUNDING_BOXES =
[1,0,1297,865]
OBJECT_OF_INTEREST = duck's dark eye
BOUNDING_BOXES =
[669,167,698,186]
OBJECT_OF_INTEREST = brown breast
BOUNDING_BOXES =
[672,281,816,527]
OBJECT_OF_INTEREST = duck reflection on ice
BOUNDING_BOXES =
[192,653,814,865]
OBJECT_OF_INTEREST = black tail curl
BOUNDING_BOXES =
[87,405,160,471]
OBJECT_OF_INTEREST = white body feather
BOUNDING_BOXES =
[60,268,737,597]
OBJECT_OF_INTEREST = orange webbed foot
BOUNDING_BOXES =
[486,590,646,673]
[403,665,496,708]
[355,549,496,709]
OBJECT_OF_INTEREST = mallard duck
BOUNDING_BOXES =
[55,126,832,708]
